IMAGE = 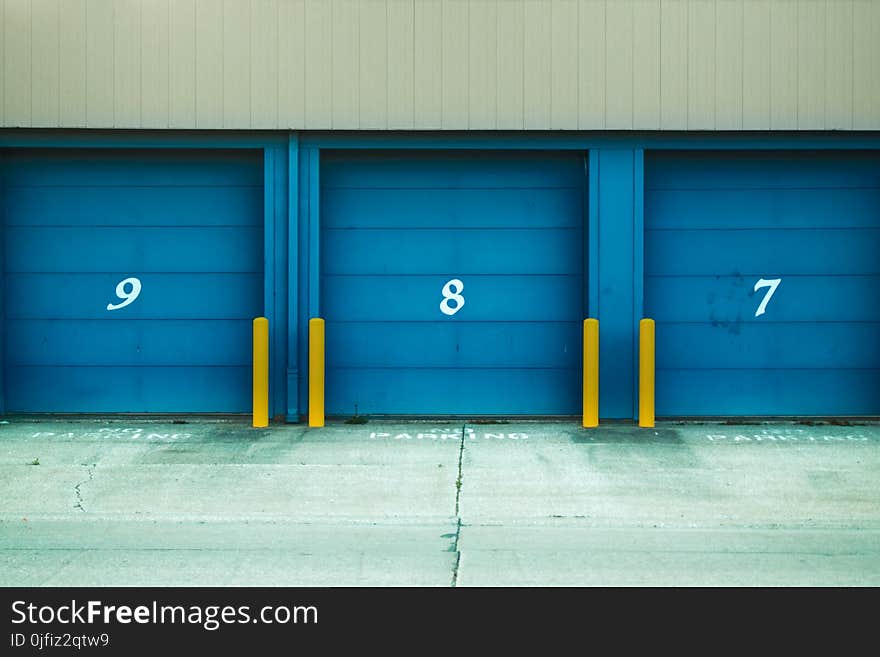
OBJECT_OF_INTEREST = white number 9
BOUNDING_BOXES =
[106,277,142,311]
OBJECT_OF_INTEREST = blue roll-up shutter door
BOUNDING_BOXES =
[646,150,880,416]
[322,151,586,416]
[3,149,263,412]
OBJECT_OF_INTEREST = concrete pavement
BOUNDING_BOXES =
[1,418,878,586]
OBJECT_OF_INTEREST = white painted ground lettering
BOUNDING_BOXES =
[107,277,142,311]
[440,279,465,316]
[369,431,527,440]
[706,432,868,442]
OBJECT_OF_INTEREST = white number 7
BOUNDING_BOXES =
[754,278,781,317]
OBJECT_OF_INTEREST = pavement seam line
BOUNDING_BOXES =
[451,422,466,587]
[73,463,96,513]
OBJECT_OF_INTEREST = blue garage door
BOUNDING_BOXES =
[322,151,586,416]
[2,149,263,412]
[646,150,880,416]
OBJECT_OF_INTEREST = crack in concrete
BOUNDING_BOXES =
[451,423,466,587]
[73,463,96,513]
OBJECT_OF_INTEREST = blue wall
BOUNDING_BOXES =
[1,130,878,420]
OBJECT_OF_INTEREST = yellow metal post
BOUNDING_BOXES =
[583,318,599,428]
[309,318,325,427]
[252,317,269,428]
[639,318,655,428]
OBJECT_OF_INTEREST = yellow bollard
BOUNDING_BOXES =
[309,318,325,427]
[639,318,655,428]
[252,317,269,428]
[583,318,599,428]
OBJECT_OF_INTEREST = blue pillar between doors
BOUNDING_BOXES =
[594,149,643,420]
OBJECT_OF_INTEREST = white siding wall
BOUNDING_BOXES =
[2,0,879,130]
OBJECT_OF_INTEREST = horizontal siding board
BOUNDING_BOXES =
[31,0,60,127]
[141,0,170,129]
[413,0,441,128]
[195,0,223,128]
[5,0,32,126]
[824,0,852,130]
[741,0,770,129]
[468,0,497,129]
[359,0,388,129]
[578,0,605,129]
[550,0,578,129]
[605,0,633,129]
[85,0,114,127]
[687,0,715,130]
[797,0,825,130]
[59,0,87,126]
[250,0,278,129]
[633,0,661,129]
[769,0,798,130]
[169,0,196,128]
[660,0,687,129]
[523,0,551,129]
[222,0,250,128]
[853,0,880,130]
[441,0,469,129]
[715,0,743,130]
[113,0,141,128]
[277,0,305,128]
[331,0,359,129]
[0,0,4,124]
[2,0,874,130]
[387,0,414,129]
[496,0,524,130]
[304,0,331,128]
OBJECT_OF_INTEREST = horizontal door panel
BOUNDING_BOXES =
[6,273,263,319]
[7,366,252,413]
[324,228,582,276]
[646,275,880,323]
[6,227,261,273]
[656,369,880,416]
[326,321,582,368]
[326,368,581,416]
[6,319,253,366]
[323,275,584,322]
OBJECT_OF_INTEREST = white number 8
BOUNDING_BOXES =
[107,277,142,311]
[440,278,465,316]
